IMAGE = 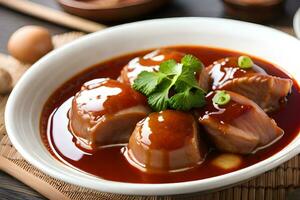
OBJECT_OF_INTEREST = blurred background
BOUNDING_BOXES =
[1,0,300,54]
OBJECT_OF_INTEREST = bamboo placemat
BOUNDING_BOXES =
[0,30,299,200]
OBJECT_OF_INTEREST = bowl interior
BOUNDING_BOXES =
[5,18,300,195]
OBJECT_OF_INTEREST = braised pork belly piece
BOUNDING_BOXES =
[126,110,207,173]
[120,49,211,92]
[208,57,292,112]
[120,49,184,85]
[198,91,284,154]
[198,65,212,92]
[68,78,150,150]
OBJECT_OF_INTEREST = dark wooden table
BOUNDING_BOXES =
[0,0,299,199]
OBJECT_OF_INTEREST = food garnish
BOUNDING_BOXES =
[238,55,253,69]
[212,90,231,106]
[133,54,206,111]
[238,56,254,69]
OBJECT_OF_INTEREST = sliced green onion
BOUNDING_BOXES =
[238,56,253,69]
[213,91,231,106]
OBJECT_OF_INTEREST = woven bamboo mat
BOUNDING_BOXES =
[0,30,299,200]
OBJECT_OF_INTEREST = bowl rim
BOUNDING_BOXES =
[5,17,300,195]
[293,8,300,39]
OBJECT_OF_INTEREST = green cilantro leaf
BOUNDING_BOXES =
[133,71,165,95]
[177,65,200,89]
[147,79,171,111]
[169,89,206,111]
[181,54,203,71]
[133,53,207,111]
[174,80,191,92]
[159,59,181,75]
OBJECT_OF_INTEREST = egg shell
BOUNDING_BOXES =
[8,26,54,64]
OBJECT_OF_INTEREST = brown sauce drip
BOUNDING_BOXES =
[40,46,300,183]
[139,110,194,150]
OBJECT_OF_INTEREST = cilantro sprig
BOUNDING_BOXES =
[133,54,206,111]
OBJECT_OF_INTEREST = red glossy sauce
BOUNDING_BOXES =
[199,91,253,124]
[40,46,300,183]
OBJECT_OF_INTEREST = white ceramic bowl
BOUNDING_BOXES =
[5,17,300,195]
[293,8,300,39]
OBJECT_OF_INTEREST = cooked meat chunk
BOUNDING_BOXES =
[198,65,211,92]
[120,49,184,85]
[208,57,292,112]
[222,75,293,112]
[68,78,150,150]
[198,91,284,154]
[126,110,207,173]
[120,48,211,92]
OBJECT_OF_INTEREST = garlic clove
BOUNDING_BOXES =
[212,153,242,170]
[0,68,12,94]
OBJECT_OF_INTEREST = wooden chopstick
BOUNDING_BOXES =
[0,0,106,33]
[0,156,70,200]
